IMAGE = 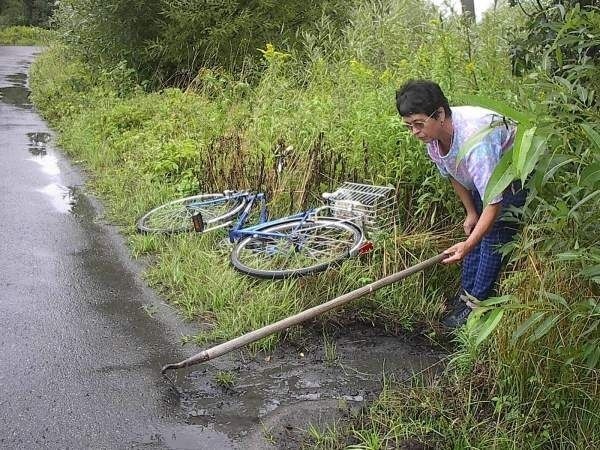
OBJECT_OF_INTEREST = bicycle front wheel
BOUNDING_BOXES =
[137,193,246,235]
[230,218,363,279]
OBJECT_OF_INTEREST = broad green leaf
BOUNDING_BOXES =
[461,95,534,125]
[581,123,600,151]
[511,311,546,344]
[541,154,575,185]
[514,126,536,176]
[556,46,563,66]
[577,85,589,104]
[568,190,600,217]
[483,148,516,205]
[455,124,498,167]
[520,135,548,185]
[511,125,525,175]
[532,154,572,191]
[527,314,559,343]
[556,251,581,261]
[478,295,514,307]
[579,161,600,187]
[580,264,600,280]
[475,309,504,346]
[544,292,568,307]
[554,76,572,91]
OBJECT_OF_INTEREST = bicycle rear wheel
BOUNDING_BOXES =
[137,193,246,235]
[230,218,363,279]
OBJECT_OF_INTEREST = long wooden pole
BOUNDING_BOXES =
[161,253,445,374]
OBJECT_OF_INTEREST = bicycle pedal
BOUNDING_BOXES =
[358,241,374,254]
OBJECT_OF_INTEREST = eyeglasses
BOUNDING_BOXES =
[403,110,437,132]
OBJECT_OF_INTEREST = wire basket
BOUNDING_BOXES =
[324,182,396,237]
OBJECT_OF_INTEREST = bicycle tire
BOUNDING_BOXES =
[230,217,363,279]
[136,193,246,235]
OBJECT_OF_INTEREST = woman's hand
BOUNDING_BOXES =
[464,212,479,235]
[443,241,472,264]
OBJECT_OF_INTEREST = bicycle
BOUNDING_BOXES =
[137,183,395,279]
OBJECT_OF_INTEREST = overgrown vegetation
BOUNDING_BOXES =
[0,24,53,44]
[27,0,599,448]
[51,0,355,85]
[0,0,55,28]
[0,0,56,44]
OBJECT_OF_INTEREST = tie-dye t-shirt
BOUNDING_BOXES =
[427,106,515,204]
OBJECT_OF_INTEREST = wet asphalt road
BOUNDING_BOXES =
[0,47,234,449]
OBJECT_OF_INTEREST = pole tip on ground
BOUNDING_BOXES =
[161,364,177,375]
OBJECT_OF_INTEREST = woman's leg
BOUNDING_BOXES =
[445,183,527,327]
[461,190,483,296]
[469,183,527,300]
[468,222,512,300]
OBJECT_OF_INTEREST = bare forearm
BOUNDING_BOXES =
[464,203,502,251]
[442,200,502,265]
[450,178,477,215]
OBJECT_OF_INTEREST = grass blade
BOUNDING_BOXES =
[581,123,600,151]
[527,314,559,343]
[475,309,504,346]
[461,94,534,124]
[483,148,515,205]
[511,311,546,345]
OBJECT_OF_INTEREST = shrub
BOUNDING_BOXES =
[0,25,54,44]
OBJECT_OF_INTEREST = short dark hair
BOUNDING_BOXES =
[395,80,451,118]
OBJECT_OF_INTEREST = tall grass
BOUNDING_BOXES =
[0,25,54,45]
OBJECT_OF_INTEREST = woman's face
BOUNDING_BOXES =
[402,108,444,143]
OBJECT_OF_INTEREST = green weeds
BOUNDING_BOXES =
[323,332,338,365]
[0,26,54,45]
[214,370,236,388]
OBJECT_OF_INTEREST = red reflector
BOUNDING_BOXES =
[359,241,374,254]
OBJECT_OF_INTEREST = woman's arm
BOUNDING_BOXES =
[443,202,502,264]
[450,178,479,235]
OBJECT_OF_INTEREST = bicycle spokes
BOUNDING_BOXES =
[231,219,364,278]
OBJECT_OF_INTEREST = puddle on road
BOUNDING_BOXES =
[28,149,60,176]
[7,72,27,87]
[37,183,76,213]
[165,327,446,448]
[25,133,78,213]
[136,423,237,450]
[27,131,51,156]
[0,84,31,109]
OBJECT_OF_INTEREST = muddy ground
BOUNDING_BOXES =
[162,324,447,449]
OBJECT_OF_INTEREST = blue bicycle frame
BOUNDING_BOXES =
[225,192,318,243]
[187,190,355,251]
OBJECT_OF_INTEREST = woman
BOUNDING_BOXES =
[395,80,526,328]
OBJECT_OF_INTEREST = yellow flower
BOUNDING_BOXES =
[349,59,373,78]
[379,69,393,83]
[258,43,290,62]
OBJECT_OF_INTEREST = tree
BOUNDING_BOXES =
[0,0,55,27]
[460,0,475,20]
[0,0,26,27]
[54,0,354,85]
